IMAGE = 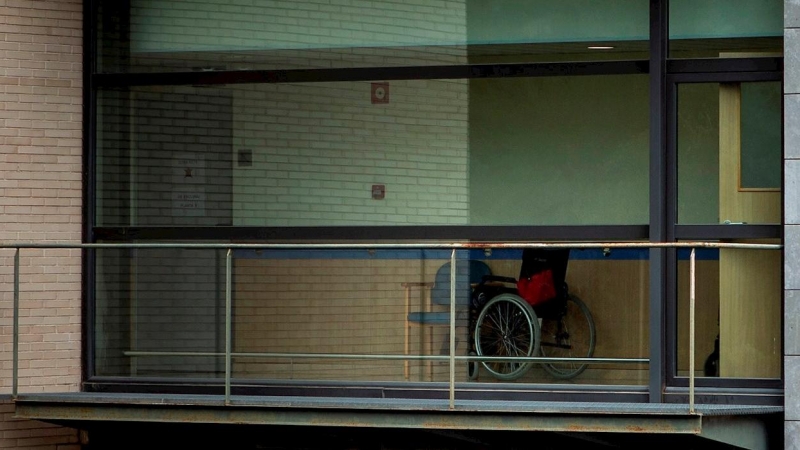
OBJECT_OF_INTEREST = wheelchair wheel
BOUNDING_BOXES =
[474,293,540,381]
[540,295,596,380]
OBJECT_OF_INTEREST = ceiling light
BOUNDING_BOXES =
[588,46,615,50]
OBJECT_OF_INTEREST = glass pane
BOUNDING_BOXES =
[96,88,234,227]
[234,249,438,382]
[97,0,649,73]
[677,82,781,225]
[676,245,781,379]
[472,248,650,386]
[469,75,649,225]
[94,247,649,386]
[95,247,227,378]
[741,83,782,189]
[467,0,649,64]
[669,0,783,58]
[96,76,649,227]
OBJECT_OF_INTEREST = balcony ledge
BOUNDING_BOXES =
[12,392,781,438]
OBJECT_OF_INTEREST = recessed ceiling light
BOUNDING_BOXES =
[588,46,615,50]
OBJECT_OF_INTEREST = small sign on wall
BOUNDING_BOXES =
[172,154,207,217]
[172,191,206,216]
[172,154,206,184]
[372,184,385,200]
[371,82,389,104]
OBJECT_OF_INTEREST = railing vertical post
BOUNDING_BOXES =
[12,248,19,400]
[225,248,232,405]
[689,248,696,414]
[449,248,456,410]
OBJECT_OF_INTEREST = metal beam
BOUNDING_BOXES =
[14,402,702,435]
[700,415,778,450]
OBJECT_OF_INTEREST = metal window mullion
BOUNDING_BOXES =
[449,250,456,410]
[225,249,232,405]
[648,0,668,404]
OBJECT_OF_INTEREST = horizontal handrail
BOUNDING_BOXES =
[4,241,781,413]
[0,241,782,250]
[122,351,648,365]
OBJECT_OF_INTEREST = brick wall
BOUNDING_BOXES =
[0,0,82,448]
[232,80,469,226]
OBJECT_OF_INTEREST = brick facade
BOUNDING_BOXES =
[0,0,83,448]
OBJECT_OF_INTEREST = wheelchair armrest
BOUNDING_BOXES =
[480,275,517,285]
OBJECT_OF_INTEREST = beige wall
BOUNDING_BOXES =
[0,0,82,448]
[233,255,650,385]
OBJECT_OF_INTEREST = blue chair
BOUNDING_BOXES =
[407,260,492,325]
[406,260,492,368]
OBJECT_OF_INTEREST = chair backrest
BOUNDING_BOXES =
[431,260,492,306]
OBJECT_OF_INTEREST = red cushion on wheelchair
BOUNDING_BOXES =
[517,269,557,306]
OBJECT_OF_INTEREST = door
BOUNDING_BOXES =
[718,82,781,378]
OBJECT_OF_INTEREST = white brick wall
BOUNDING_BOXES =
[232,80,470,226]
[97,86,234,226]
[0,0,82,448]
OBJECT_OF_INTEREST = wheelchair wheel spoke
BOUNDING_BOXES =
[540,296,595,380]
[474,294,540,380]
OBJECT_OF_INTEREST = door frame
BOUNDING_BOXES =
[664,69,783,391]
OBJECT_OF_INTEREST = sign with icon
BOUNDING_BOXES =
[371,82,389,104]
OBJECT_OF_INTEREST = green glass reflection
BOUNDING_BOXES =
[98,0,649,73]
[740,82,781,189]
[669,0,783,58]
[467,0,648,63]
[469,74,649,226]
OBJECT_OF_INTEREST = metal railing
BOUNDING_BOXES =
[2,241,782,413]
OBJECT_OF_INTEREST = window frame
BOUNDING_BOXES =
[83,0,785,404]
[664,68,784,392]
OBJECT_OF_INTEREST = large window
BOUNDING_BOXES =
[96,75,649,228]
[668,71,783,387]
[89,0,783,402]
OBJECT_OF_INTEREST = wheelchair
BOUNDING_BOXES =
[468,249,596,381]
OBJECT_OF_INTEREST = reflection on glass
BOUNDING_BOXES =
[669,0,782,58]
[98,0,648,73]
[94,247,228,378]
[472,248,649,386]
[466,0,648,64]
[97,75,649,227]
[677,245,780,379]
[94,247,649,385]
[469,74,649,226]
[234,249,439,382]
[677,82,781,225]
[740,83,781,189]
